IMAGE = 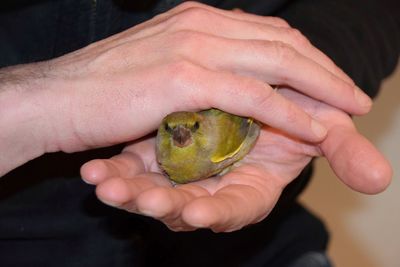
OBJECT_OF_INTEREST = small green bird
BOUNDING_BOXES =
[156,108,261,184]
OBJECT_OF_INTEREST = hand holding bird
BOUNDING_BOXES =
[81,88,391,232]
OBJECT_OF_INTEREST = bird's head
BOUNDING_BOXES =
[162,111,203,148]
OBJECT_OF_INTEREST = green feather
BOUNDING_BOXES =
[155,108,261,183]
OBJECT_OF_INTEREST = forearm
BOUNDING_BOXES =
[0,63,53,176]
[0,60,91,177]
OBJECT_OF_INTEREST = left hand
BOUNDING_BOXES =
[80,88,391,232]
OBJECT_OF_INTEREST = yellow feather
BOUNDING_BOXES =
[210,119,253,163]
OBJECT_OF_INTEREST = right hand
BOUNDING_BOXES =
[80,88,391,233]
[0,1,371,175]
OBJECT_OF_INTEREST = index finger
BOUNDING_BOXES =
[174,63,328,142]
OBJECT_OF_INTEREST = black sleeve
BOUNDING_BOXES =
[275,0,400,98]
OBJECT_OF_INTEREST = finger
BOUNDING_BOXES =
[164,6,354,85]
[131,5,356,88]
[95,173,170,209]
[120,3,355,90]
[122,138,161,173]
[174,62,328,142]
[181,168,283,232]
[181,184,278,232]
[134,184,211,231]
[172,32,370,115]
[80,151,145,185]
[142,3,367,109]
[163,5,371,114]
[320,126,392,194]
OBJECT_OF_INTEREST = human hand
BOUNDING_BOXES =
[81,88,391,232]
[0,2,372,176]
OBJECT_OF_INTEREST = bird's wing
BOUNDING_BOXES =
[209,110,254,163]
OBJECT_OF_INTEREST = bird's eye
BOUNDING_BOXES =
[193,121,200,131]
[164,123,172,133]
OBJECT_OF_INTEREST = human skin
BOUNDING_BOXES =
[81,88,392,232]
[0,0,383,233]
[0,2,373,177]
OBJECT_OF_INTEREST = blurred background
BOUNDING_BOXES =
[301,63,400,267]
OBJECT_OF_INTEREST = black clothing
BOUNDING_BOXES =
[0,0,399,266]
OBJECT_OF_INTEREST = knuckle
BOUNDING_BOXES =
[168,7,211,29]
[166,60,199,88]
[268,17,290,27]
[173,1,204,11]
[245,39,270,57]
[169,29,205,52]
[269,41,297,67]
[179,7,205,21]
[249,81,275,108]
[286,28,310,47]
[164,60,209,109]
[283,102,299,125]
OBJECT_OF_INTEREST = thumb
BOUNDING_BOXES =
[320,126,392,194]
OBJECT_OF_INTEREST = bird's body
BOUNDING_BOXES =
[156,109,261,183]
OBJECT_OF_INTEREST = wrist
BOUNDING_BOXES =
[0,61,90,176]
[0,63,55,175]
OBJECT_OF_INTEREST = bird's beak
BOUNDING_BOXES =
[172,125,193,148]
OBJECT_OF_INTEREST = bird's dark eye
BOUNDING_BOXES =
[164,123,172,133]
[193,121,200,131]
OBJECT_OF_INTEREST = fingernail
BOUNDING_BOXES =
[354,87,372,109]
[100,198,120,208]
[81,177,94,185]
[139,208,158,218]
[189,223,207,229]
[311,120,327,139]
